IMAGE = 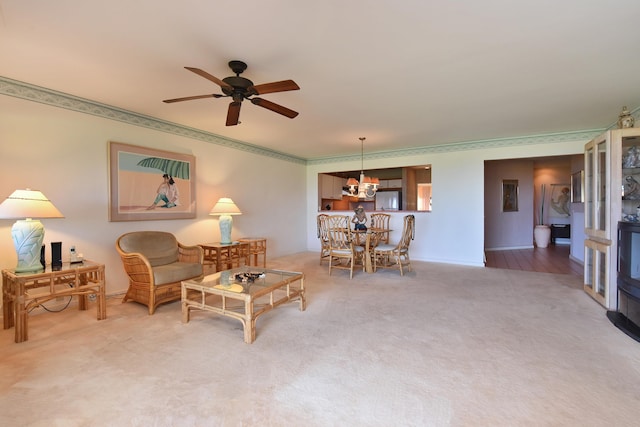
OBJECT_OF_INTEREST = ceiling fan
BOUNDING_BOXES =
[163,60,300,126]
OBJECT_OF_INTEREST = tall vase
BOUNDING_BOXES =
[534,225,551,248]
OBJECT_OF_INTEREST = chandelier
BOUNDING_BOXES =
[346,137,379,199]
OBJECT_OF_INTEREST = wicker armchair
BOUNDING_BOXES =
[116,231,204,314]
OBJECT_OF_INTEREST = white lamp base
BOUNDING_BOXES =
[219,214,233,244]
[11,219,45,273]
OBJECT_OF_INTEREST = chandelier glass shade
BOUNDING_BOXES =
[346,137,379,199]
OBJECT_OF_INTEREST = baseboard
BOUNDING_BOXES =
[569,254,584,266]
[485,245,534,251]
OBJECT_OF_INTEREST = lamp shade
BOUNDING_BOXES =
[209,197,242,216]
[0,189,64,219]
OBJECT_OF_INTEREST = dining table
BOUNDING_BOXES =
[352,227,389,273]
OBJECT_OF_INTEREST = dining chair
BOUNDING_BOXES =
[373,214,415,275]
[317,214,331,265]
[327,215,364,279]
[370,213,391,243]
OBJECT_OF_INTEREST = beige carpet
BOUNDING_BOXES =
[1,252,639,426]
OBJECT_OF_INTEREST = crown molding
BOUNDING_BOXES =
[309,107,640,165]
[0,76,306,165]
[2,75,637,167]
[308,129,605,166]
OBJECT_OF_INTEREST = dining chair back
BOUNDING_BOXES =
[373,214,415,276]
[370,213,391,243]
[317,214,330,265]
[327,215,364,279]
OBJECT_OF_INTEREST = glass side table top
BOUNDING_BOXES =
[184,267,303,295]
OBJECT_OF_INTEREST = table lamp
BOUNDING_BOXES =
[209,197,242,244]
[0,189,64,272]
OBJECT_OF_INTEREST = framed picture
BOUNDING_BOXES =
[549,183,571,217]
[108,141,196,221]
[571,171,584,203]
[502,179,518,212]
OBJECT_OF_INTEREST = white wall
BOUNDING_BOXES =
[307,139,589,266]
[0,88,592,297]
[0,95,307,296]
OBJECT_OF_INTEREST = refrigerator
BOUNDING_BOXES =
[375,191,400,211]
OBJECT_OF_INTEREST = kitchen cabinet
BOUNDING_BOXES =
[378,179,402,189]
[320,174,344,200]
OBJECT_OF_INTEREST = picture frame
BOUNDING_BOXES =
[571,170,584,203]
[502,179,518,212]
[108,141,196,221]
[549,183,571,217]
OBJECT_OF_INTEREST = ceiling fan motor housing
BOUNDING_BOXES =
[221,76,254,97]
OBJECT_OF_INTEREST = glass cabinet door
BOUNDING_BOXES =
[584,133,611,241]
[584,239,608,307]
[597,138,608,234]
[585,143,594,230]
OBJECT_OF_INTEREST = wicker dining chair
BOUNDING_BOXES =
[373,214,415,276]
[370,213,391,243]
[327,215,364,279]
[317,214,331,265]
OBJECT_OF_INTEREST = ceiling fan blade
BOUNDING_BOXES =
[250,97,299,119]
[226,101,242,126]
[185,67,233,91]
[162,94,223,103]
[249,80,300,95]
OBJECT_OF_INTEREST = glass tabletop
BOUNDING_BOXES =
[185,267,302,295]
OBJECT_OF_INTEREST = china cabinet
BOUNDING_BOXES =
[583,128,640,309]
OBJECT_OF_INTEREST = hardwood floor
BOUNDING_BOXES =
[485,244,583,277]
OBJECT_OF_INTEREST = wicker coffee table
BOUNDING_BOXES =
[181,267,305,343]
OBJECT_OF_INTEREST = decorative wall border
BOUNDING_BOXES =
[308,129,606,166]
[0,76,306,165]
[2,75,637,167]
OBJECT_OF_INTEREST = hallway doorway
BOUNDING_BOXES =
[485,245,583,277]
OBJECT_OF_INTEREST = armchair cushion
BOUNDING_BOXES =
[118,231,179,266]
[153,261,203,286]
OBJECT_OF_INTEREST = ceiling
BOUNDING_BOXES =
[1,1,639,160]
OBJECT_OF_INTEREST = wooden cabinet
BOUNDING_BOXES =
[583,128,640,309]
[378,179,402,189]
[319,174,344,200]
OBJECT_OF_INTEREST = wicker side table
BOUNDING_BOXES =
[2,261,106,343]
[238,237,267,267]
